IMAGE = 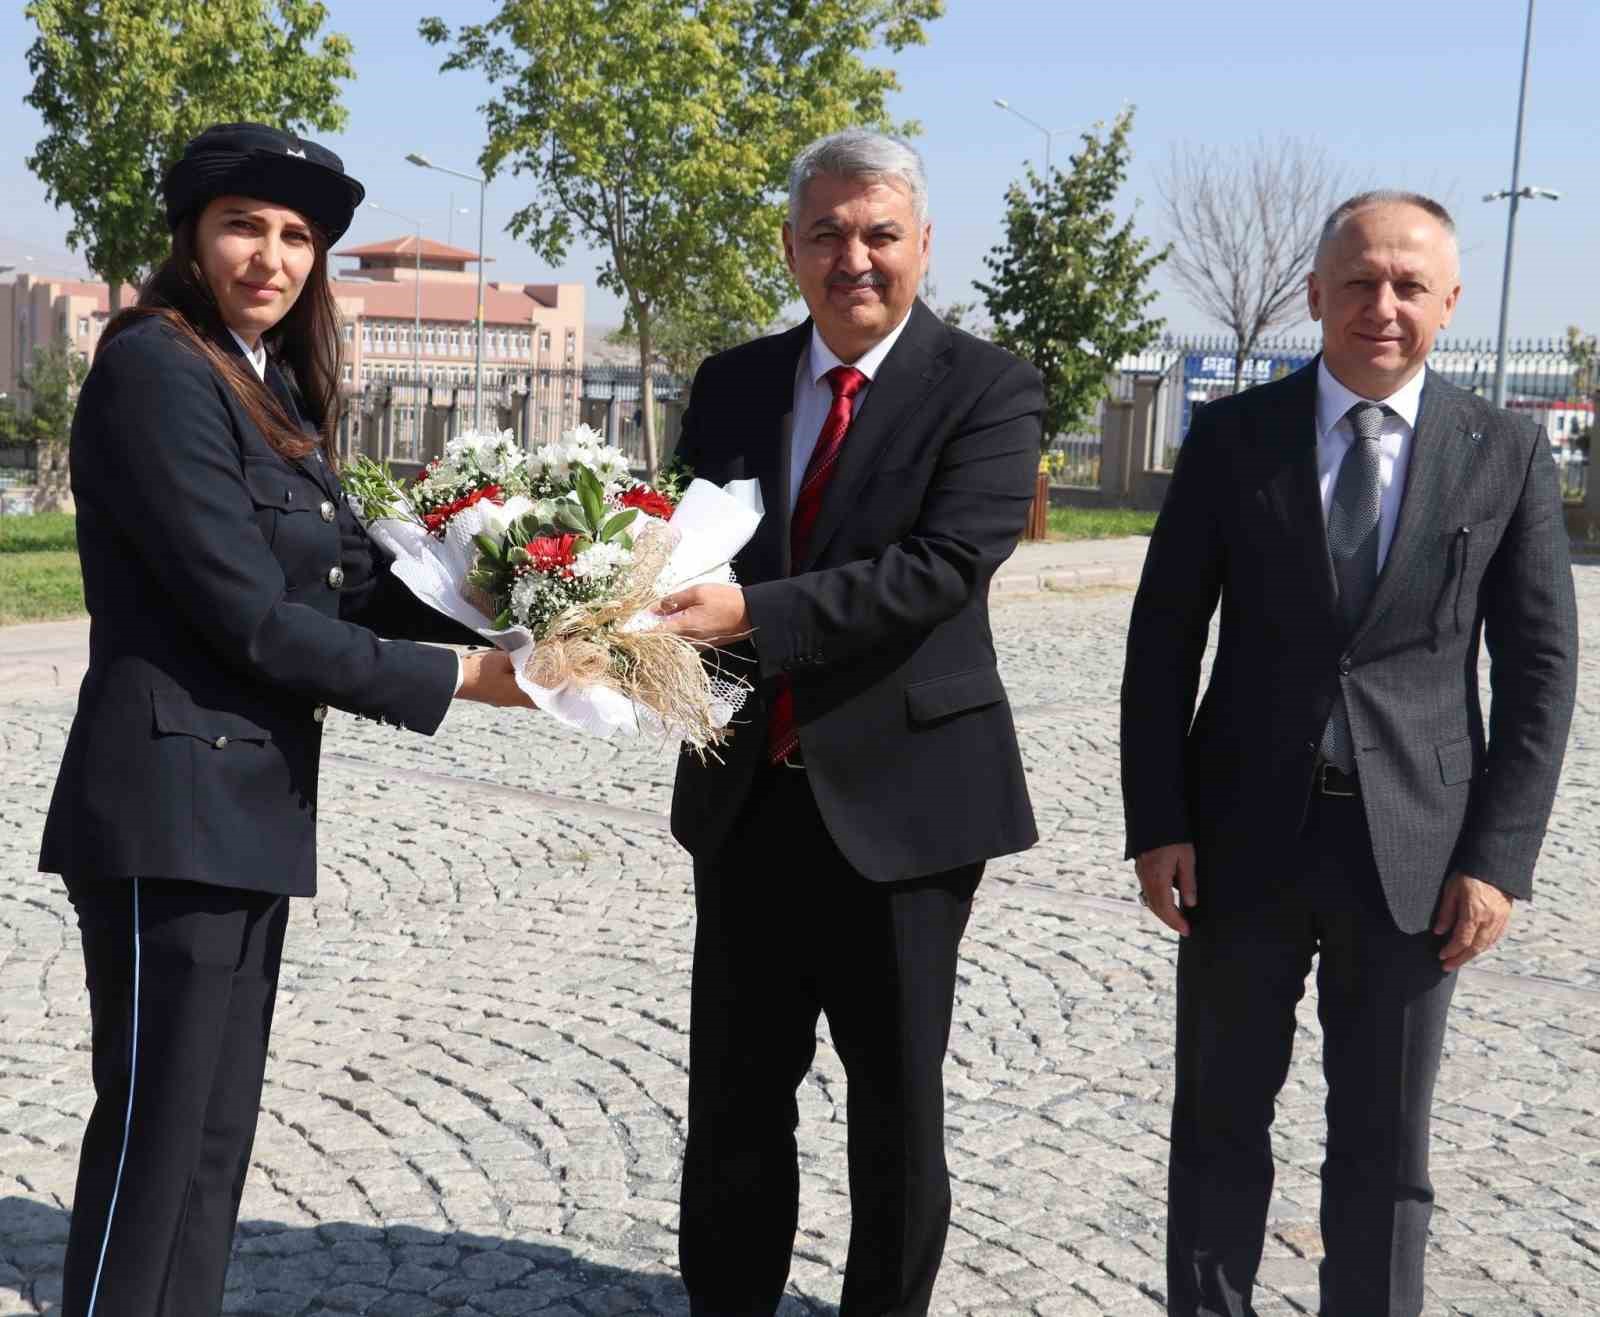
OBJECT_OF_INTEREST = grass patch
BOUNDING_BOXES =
[0,549,85,624]
[1046,506,1158,541]
[0,510,78,554]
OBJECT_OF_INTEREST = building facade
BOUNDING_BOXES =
[1,236,585,447]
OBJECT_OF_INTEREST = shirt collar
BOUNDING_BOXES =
[227,328,268,381]
[1316,356,1425,438]
[807,307,914,387]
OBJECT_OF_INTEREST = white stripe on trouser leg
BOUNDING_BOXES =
[86,878,141,1317]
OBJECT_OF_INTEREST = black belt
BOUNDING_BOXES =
[1314,762,1359,799]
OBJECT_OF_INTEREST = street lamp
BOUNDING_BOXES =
[406,151,487,430]
[1484,0,1559,409]
[992,98,1074,175]
[366,201,425,461]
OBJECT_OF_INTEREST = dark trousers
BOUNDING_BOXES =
[679,767,981,1317]
[60,876,289,1317]
[1166,793,1457,1317]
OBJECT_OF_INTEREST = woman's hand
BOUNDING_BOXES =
[456,650,536,708]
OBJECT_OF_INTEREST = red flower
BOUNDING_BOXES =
[421,483,503,537]
[617,485,676,521]
[524,533,580,578]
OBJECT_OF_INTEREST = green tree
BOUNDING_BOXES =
[24,0,355,313]
[607,291,768,384]
[420,0,942,476]
[1569,325,1598,457]
[978,108,1168,440]
[18,341,89,512]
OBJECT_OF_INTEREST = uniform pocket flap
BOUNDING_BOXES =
[242,458,303,512]
[1436,736,1475,785]
[152,692,273,744]
[906,665,1006,724]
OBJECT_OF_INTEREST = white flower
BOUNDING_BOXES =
[592,447,631,483]
[535,443,571,480]
[446,428,519,476]
[478,495,536,540]
[510,572,546,624]
[569,540,633,582]
[562,423,606,449]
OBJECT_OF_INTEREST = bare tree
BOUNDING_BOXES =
[1160,138,1351,392]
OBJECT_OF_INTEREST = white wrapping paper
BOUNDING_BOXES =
[364,477,764,740]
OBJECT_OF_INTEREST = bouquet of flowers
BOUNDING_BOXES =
[343,425,763,751]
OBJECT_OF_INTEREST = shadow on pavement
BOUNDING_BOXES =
[0,1195,839,1316]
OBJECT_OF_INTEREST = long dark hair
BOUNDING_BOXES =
[100,207,345,465]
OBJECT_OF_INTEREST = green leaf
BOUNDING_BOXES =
[599,508,639,541]
[473,533,503,561]
[554,502,589,534]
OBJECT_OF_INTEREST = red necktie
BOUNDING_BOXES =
[768,364,868,765]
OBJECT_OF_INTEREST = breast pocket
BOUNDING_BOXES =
[243,457,333,584]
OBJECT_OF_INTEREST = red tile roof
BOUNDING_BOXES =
[335,235,487,263]
[332,278,567,326]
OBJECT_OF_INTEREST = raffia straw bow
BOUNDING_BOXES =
[522,521,743,754]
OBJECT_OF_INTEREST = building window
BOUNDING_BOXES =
[362,327,372,350]
[77,316,89,337]
[540,331,551,351]
[343,323,354,342]
[565,328,576,361]
[449,330,460,355]
[518,332,530,354]
[342,364,353,383]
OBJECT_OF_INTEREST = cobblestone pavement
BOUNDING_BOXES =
[3,566,1599,1316]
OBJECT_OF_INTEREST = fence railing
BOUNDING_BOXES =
[336,364,688,471]
[1045,334,1595,494]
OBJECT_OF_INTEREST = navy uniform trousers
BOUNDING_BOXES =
[1166,789,1458,1317]
[679,765,981,1317]
[59,876,288,1317]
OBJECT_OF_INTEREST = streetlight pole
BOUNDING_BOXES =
[366,202,424,460]
[1484,0,1559,409]
[407,152,487,430]
[992,98,1073,175]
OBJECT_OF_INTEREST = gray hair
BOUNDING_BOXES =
[1315,189,1459,270]
[787,129,928,228]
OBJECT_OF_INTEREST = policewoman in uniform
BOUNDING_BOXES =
[38,123,530,1315]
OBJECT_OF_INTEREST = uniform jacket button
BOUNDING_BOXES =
[312,704,328,723]
[213,735,229,749]
[320,500,336,522]
[1338,656,1353,675]
[327,566,345,589]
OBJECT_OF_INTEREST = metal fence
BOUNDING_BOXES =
[1047,335,1594,498]
[336,364,689,472]
[0,442,35,490]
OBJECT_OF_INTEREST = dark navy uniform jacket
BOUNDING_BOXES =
[39,316,468,896]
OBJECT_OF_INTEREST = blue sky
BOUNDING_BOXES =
[3,0,1595,341]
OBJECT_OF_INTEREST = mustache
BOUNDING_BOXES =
[827,274,887,289]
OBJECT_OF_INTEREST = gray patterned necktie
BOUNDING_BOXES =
[1318,401,1388,772]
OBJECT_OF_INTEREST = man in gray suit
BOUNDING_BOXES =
[1120,191,1578,1316]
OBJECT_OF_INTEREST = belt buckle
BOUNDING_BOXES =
[1318,762,1356,799]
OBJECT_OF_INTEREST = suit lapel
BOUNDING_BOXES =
[1262,361,1337,616]
[799,301,950,572]
[1350,370,1475,650]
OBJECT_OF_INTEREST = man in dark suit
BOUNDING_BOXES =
[1120,191,1578,1316]
[655,129,1043,1315]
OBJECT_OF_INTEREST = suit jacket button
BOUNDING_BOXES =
[327,566,345,589]
[320,500,337,522]
[313,704,328,723]
[213,735,229,749]
[1338,656,1352,675]
[285,489,293,503]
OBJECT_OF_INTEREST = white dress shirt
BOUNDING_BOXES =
[1315,358,1425,569]
[228,329,467,700]
[227,328,268,381]
[788,311,914,512]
